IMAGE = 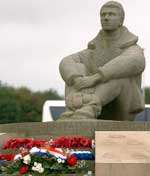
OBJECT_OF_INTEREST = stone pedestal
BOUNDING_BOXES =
[0,121,150,138]
[1,121,150,175]
[95,131,150,176]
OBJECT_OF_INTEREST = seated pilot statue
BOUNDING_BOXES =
[59,1,145,121]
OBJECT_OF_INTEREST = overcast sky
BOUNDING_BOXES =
[0,0,149,95]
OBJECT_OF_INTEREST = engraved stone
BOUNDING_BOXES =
[96,131,150,176]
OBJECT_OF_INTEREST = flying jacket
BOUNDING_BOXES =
[59,26,145,113]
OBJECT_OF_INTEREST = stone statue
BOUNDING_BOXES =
[59,1,145,121]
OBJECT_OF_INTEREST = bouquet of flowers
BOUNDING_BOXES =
[0,136,95,175]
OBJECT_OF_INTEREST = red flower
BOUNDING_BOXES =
[19,165,29,174]
[67,154,77,166]
[0,154,15,161]
[4,154,15,161]
[3,138,46,150]
[51,136,92,148]
[79,137,91,148]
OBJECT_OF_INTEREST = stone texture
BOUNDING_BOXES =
[59,1,145,121]
[95,131,150,176]
[96,163,150,176]
[0,121,150,138]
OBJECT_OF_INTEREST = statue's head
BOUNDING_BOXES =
[100,1,125,31]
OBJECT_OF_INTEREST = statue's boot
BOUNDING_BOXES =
[59,109,74,120]
[74,105,101,120]
[61,110,74,117]
[73,93,102,119]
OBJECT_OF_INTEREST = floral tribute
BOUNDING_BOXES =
[0,136,95,175]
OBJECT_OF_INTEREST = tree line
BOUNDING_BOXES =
[0,82,150,124]
[0,82,63,123]
[145,87,150,104]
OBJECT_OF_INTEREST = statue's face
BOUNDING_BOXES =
[100,7,122,31]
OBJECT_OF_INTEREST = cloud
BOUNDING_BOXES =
[0,0,149,95]
[0,0,101,24]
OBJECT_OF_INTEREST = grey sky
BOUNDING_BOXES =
[0,0,149,95]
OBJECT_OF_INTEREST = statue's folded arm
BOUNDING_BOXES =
[59,54,81,86]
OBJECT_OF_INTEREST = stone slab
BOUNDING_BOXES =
[0,121,150,138]
[96,163,150,176]
[95,131,150,176]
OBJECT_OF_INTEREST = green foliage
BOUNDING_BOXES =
[1,155,90,175]
[0,82,63,124]
[145,87,150,104]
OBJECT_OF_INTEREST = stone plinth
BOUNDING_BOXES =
[96,131,150,176]
[0,121,150,138]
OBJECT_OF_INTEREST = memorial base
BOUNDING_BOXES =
[0,120,150,138]
[96,131,150,176]
[0,120,150,176]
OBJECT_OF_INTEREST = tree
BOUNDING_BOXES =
[0,83,63,123]
[145,87,150,104]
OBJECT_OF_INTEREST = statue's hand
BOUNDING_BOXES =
[74,73,102,90]
[74,75,97,90]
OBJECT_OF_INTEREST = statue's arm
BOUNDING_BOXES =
[59,48,93,87]
[97,45,145,82]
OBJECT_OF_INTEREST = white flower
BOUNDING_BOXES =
[61,159,65,163]
[57,158,62,163]
[87,171,92,175]
[23,154,31,165]
[38,167,44,173]
[32,166,37,172]
[34,162,38,166]
[14,154,22,160]
[37,163,42,168]
[77,160,86,168]
[57,158,65,163]
[32,162,44,173]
